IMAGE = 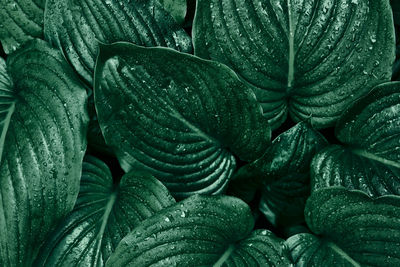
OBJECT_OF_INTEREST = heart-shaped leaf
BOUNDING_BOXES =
[303,187,400,266]
[34,156,175,267]
[0,39,88,266]
[287,233,359,267]
[94,42,270,198]
[312,82,400,197]
[0,0,45,54]
[45,0,192,85]
[106,195,292,266]
[159,0,187,24]
[193,0,395,129]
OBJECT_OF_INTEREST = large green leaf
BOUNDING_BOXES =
[45,0,192,85]
[287,233,359,266]
[0,0,45,54]
[193,0,395,129]
[34,156,175,267]
[106,195,292,266]
[94,42,270,198]
[312,82,400,197]
[303,187,400,266]
[0,39,88,266]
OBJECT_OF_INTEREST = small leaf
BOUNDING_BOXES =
[312,82,400,197]
[0,39,88,266]
[45,0,192,85]
[193,0,395,129]
[94,42,270,197]
[0,0,45,54]
[305,187,400,266]
[34,156,175,267]
[230,122,327,226]
[287,233,359,267]
[106,195,291,266]
[159,0,187,24]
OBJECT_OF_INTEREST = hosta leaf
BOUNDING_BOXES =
[312,82,400,197]
[312,145,400,196]
[0,39,88,266]
[0,0,45,54]
[193,0,395,129]
[159,0,187,24]
[94,42,270,198]
[34,156,175,267]
[106,195,291,266]
[229,122,327,226]
[45,0,192,85]
[305,187,400,266]
[287,233,359,266]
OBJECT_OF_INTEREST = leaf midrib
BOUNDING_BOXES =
[213,243,236,267]
[351,148,400,169]
[287,0,295,93]
[93,191,117,265]
[327,242,360,267]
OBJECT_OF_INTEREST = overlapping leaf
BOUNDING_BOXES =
[34,156,175,267]
[106,195,292,266]
[287,233,359,266]
[94,42,270,197]
[193,0,395,129]
[312,82,400,197]
[229,122,327,226]
[0,39,88,266]
[45,0,192,84]
[0,0,45,54]
[301,188,400,266]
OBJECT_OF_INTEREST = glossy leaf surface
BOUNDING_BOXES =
[193,0,395,129]
[0,39,88,266]
[305,188,400,266]
[312,82,400,197]
[35,156,175,267]
[107,195,291,266]
[45,0,192,84]
[287,233,359,266]
[0,0,45,54]
[94,42,270,197]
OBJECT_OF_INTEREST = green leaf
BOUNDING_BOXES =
[305,187,400,266]
[94,42,270,198]
[230,122,327,226]
[0,58,15,164]
[159,0,187,24]
[106,195,291,266]
[0,39,88,266]
[45,0,192,85]
[34,156,175,267]
[193,0,395,129]
[0,0,45,54]
[312,82,400,197]
[219,229,292,267]
[287,233,360,267]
